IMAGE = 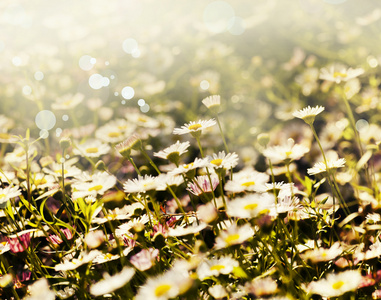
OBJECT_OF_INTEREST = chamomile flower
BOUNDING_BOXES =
[153,140,190,163]
[0,186,21,208]
[123,175,159,194]
[168,157,209,176]
[115,134,142,157]
[215,223,254,249]
[301,242,343,263]
[197,256,239,280]
[173,119,216,137]
[51,93,84,110]
[90,267,135,297]
[292,105,325,125]
[55,250,102,271]
[319,65,365,84]
[269,196,303,217]
[207,151,239,170]
[226,193,275,219]
[307,158,346,175]
[202,95,221,113]
[306,270,362,298]
[224,168,269,193]
[263,139,309,164]
[73,139,111,158]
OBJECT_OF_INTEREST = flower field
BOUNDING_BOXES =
[1,1,381,299]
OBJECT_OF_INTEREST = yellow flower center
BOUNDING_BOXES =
[155,284,171,297]
[0,133,11,139]
[188,124,202,131]
[183,163,194,169]
[16,151,26,157]
[0,194,5,199]
[333,72,347,78]
[244,203,258,210]
[88,185,103,192]
[138,117,147,123]
[225,234,240,244]
[108,132,121,137]
[210,264,225,271]
[105,253,113,259]
[63,99,73,106]
[34,178,47,185]
[86,147,99,153]
[55,170,68,174]
[285,151,292,156]
[211,158,223,166]
[241,181,255,187]
[332,280,345,290]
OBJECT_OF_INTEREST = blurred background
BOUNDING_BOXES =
[0,0,380,159]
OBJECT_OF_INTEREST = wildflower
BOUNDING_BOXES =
[73,139,111,158]
[168,221,208,237]
[301,242,343,263]
[319,65,364,84]
[130,248,159,271]
[123,175,159,194]
[269,196,303,217]
[366,213,381,224]
[215,223,254,249]
[202,95,221,114]
[197,256,239,280]
[173,119,216,138]
[96,120,135,144]
[72,172,117,199]
[153,140,190,164]
[292,105,325,125]
[307,158,346,175]
[226,193,275,219]
[207,151,239,170]
[47,228,73,245]
[156,174,184,191]
[51,93,84,110]
[306,270,362,298]
[7,232,31,253]
[90,267,135,297]
[263,139,309,164]
[85,230,106,249]
[224,168,269,193]
[0,185,21,208]
[0,241,10,255]
[168,157,209,176]
[55,250,101,271]
[24,278,55,300]
[187,174,219,196]
[115,134,142,158]
[197,202,218,223]
[208,285,228,299]
[245,277,278,297]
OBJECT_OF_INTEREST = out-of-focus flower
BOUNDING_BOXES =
[187,174,219,196]
[224,168,269,193]
[197,256,239,280]
[47,228,73,245]
[90,267,135,297]
[226,193,274,219]
[202,95,221,114]
[73,139,110,158]
[215,223,254,249]
[292,105,325,125]
[115,134,142,158]
[208,285,228,299]
[55,250,101,271]
[197,202,218,224]
[301,242,343,263]
[24,278,55,300]
[85,230,106,249]
[319,65,364,84]
[168,157,209,176]
[0,185,21,208]
[306,270,362,298]
[307,158,346,175]
[263,139,309,164]
[96,119,135,144]
[51,93,84,110]
[72,172,116,199]
[130,248,159,271]
[245,277,278,297]
[7,232,31,253]
[173,119,216,137]
[123,175,159,194]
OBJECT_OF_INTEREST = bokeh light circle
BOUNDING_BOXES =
[79,55,95,71]
[35,110,56,130]
[34,71,44,81]
[89,74,104,90]
[39,129,49,139]
[140,103,150,113]
[122,38,138,54]
[121,86,135,99]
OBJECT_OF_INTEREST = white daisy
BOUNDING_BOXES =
[123,175,159,194]
[263,139,309,164]
[168,157,209,176]
[202,95,221,113]
[187,174,219,196]
[73,139,111,158]
[215,223,254,249]
[156,174,184,191]
[197,256,238,280]
[153,140,190,162]
[292,105,325,125]
[301,242,343,263]
[207,151,239,170]
[173,119,216,137]
[0,186,21,208]
[51,93,84,110]
[319,65,365,84]
[226,193,275,219]
[90,267,135,297]
[224,168,269,193]
[307,158,346,175]
[71,172,117,199]
[115,134,142,157]
[306,270,362,298]
[55,250,102,271]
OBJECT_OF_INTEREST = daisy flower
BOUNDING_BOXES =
[73,139,111,158]
[306,270,362,298]
[71,172,117,199]
[226,193,275,219]
[245,277,279,297]
[55,250,102,271]
[187,174,219,196]
[269,196,303,217]
[123,175,159,194]
[168,157,209,176]
[319,65,364,84]
[301,242,343,263]
[173,119,216,137]
[197,256,239,280]
[224,168,269,193]
[96,119,135,144]
[215,223,254,249]
[156,174,184,191]
[51,93,84,110]
[263,139,309,164]
[292,105,325,125]
[207,151,239,170]
[202,95,221,113]
[115,134,142,158]
[0,185,21,208]
[130,248,159,271]
[307,158,346,175]
[168,221,207,237]
[153,140,190,163]
[24,278,56,300]
[90,267,135,297]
